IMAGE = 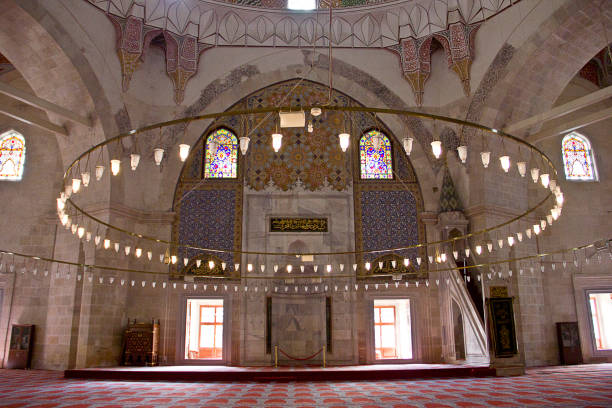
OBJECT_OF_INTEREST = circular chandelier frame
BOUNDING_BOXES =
[60,105,560,257]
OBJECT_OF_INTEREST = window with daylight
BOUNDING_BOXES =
[360,130,393,179]
[562,132,597,181]
[204,128,238,178]
[589,292,612,351]
[0,130,25,181]
[185,298,223,359]
[374,299,412,360]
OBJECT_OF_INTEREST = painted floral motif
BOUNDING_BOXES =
[245,81,351,191]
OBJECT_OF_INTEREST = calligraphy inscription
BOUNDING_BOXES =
[270,217,328,232]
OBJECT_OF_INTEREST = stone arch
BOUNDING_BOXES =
[160,56,439,213]
[478,1,612,133]
[0,0,115,168]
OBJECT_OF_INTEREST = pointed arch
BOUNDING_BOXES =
[204,128,238,179]
[359,130,393,179]
[0,129,25,181]
[562,132,597,181]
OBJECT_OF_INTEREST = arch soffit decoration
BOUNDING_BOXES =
[87,0,523,105]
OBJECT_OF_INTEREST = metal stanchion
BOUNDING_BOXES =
[323,347,326,368]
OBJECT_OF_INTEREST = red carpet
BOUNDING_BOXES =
[0,364,611,407]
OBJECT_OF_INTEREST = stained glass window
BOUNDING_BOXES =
[0,130,25,181]
[204,128,238,178]
[360,130,393,179]
[562,132,597,181]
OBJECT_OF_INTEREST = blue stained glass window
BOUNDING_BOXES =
[0,130,25,181]
[360,130,393,179]
[204,128,238,179]
[562,132,597,181]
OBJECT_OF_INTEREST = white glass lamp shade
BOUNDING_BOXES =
[130,153,140,171]
[239,136,250,155]
[403,137,414,155]
[531,167,540,183]
[272,133,283,152]
[465,248,471,258]
[487,241,493,252]
[260,265,266,273]
[481,151,491,168]
[556,192,564,206]
[475,245,482,255]
[517,162,527,177]
[516,232,523,242]
[95,165,105,180]
[171,255,177,264]
[549,179,557,191]
[208,260,215,269]
[365,262,371,271]
[507,236,515,246]
[326,264,332,273]
[103,238,110,249]
[72,178,82,193]
[64,184,72,198]
[287,265,293,273]
[81,172,91,187]
[247,263,253,272]
[498,239,504,249]
[110,159,121,176]
[416,257,422,265]
[372,134,383,150]
[440,253,447,262]
[338,133,350,152]
[124,246,131,256]
[499,155,511,172]
[431,140,442,159]
[540,219,547,230]
[533,224,541,235]
[94,235,101,246]
[403,258,410,267]
[71,224,78,234]
[196,259,202,268]
[525,228,532,239]
[153,148,164,165]
[147,251,152,261]
[546,214,553,225]
[57,198,65,211]
[114,243,119,252]
[135,248,142,258]
[540,173,550,188]
[457,145,467,163]
[77,227,85,239]
[179,144,190,162]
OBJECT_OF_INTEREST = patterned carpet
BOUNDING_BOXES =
[1,364,611,407]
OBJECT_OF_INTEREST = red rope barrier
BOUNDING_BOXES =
[277,347,323,361]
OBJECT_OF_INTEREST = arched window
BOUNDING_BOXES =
[360,130,393,179]
[0,130,25,181]
[204,128,238,179]
[562,132,597,181]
